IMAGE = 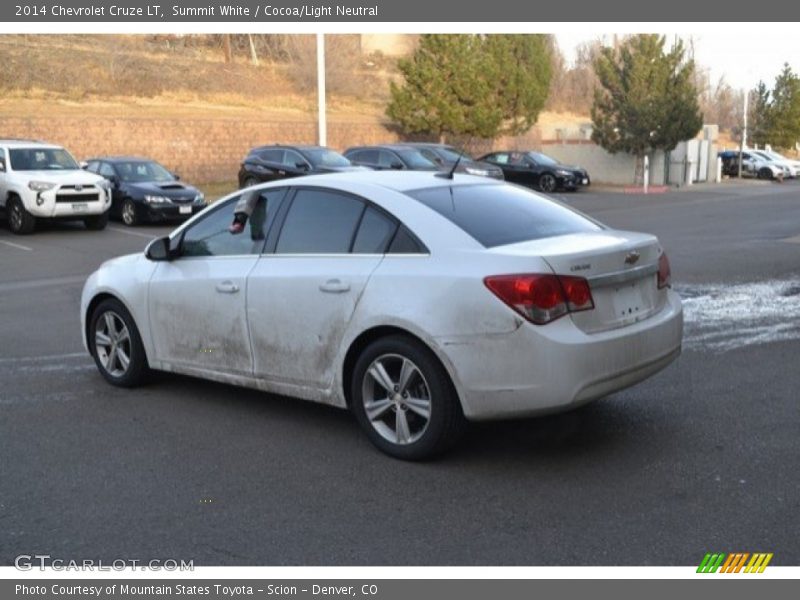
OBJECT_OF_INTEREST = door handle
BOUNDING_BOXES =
[215,281,240,294]
[319,279,350,294]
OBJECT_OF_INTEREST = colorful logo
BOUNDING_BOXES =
[697,553,773,573]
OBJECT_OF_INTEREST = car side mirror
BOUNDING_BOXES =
[171,172,180,180]
[295,161,309,171]
[0,159,5,172]
[80,161,89,170]
[145,236,174,261]
[390,161,404,170]
[110,175,121,188]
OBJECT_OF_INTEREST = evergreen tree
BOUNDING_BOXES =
[386,34,552,141]
[765,64,800,149]
[386,35,501,142]
[591,35,703,162]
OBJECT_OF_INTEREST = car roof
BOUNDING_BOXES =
[250,144,327,152]
[0,139,62,149]
[254,169,504,194]
[345,144,428,152]
[86,156,160,163]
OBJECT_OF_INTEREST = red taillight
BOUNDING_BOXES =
[657,252,671,289]
[484,273,594,325]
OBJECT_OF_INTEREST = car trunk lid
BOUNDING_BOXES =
[493,231,664,333]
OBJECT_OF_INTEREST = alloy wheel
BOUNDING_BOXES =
[361,353,432,445]
[540,174,557,193]
[122,201,136,226]
[94,311,132,378]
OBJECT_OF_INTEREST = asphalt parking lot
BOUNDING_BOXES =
[1,180,798,566]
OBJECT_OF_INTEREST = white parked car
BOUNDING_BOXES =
[0,139,111,234]
[740,150,789,180]
[750,150,799,178]
[80,172,683,459]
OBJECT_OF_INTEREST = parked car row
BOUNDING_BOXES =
[0,137,592,235]
[718,149,799,180]
[0,138,205,234]
[237,143,590,194]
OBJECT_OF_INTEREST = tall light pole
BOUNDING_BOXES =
[316,33,327,146]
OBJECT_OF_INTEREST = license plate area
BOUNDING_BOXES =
[179,206,192,215]
[72,202,88,212]
[612,281,648,319]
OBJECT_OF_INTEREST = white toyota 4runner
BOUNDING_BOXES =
[0,139,112,234]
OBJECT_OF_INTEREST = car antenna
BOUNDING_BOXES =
[435,142,467,180]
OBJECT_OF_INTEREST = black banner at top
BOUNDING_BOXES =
[3,0,800,22]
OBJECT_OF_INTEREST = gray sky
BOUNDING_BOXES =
[555,32,800,91]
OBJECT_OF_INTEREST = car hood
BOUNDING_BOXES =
[124,181,200,199]
[556,164,587,173]
[16,170,106,185]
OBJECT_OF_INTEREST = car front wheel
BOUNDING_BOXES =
[539,173,557,193]
[89,298,150,387]
[351,335,466,460]
[121,199,139,226]
[7,196,36,234]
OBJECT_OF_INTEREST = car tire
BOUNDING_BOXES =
[351,335,467,460]
[244,176,260,188]
[84,212,109,231]
[7,196,36,235]
[758,167,773,180]
[539,173,557,193]
[89,298,150,388]
[121,199,139,226]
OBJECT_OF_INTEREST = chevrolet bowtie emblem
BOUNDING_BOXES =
[624,250,640,265]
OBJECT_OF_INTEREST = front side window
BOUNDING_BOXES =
[9,147,79,171]
[181,193,272,257]
[276,189,365,254]
[99,163,116,178]
[304,149,351,168]
[396,150,438,170]
[378,151,402,168]
[283,150,309,169]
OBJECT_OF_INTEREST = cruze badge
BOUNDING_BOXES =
[75,185,83,192]
[624,250,640,265]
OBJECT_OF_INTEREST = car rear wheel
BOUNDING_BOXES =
[89,298,150,387]
[351,335,466,460]
[7,196,36,235]
[121,199,139,226]
[539,173,557,193]
[758,167,774,180]
[84,212,109,230]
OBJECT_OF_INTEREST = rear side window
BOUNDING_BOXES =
[388,226,426,254]
[352,206,398,254]
[276,189,365,254]
[407,184,601,248]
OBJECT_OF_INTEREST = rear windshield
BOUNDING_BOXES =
[407,184,602,248]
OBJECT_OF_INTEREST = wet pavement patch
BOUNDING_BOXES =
[676,279,800,352]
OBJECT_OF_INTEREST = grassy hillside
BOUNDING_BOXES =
[0,34,391,122]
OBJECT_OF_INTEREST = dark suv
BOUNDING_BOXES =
[343,145,439,172]
[238,145,366,188]
[404,143,504,179]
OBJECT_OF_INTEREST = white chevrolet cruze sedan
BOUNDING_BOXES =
[81,171,683,459]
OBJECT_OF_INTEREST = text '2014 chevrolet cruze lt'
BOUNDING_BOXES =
[81,171,682,460]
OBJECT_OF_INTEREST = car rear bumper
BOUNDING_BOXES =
[437,290,683,420]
